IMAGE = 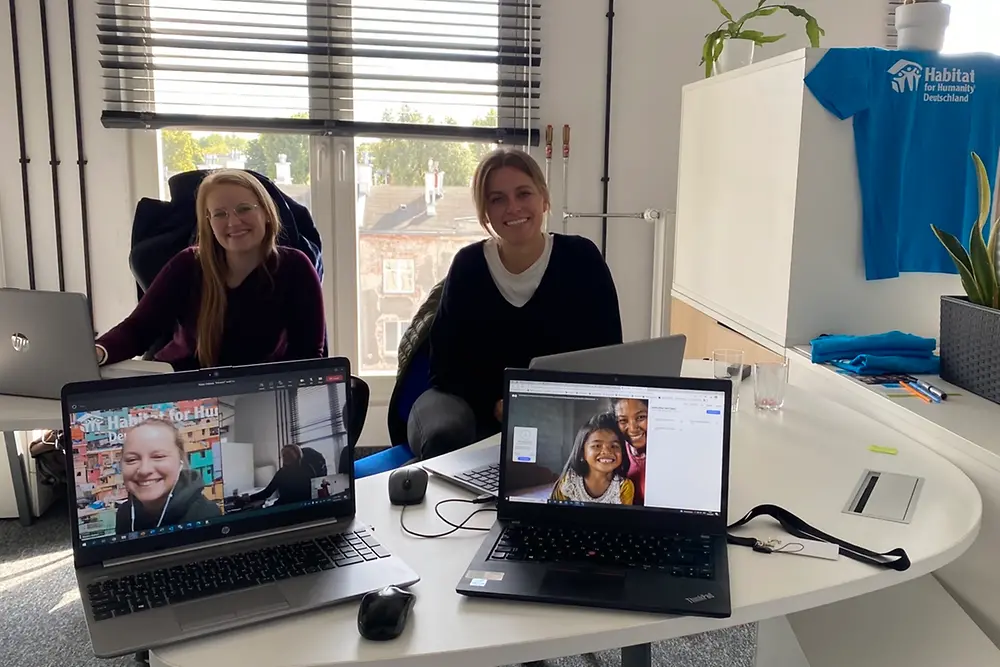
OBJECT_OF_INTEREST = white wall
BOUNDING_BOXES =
[233,392,281,469]
[0,0,890,446]
[0,0,143,332]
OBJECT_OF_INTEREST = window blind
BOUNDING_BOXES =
[886,0,903,48]
[97,0,541,145]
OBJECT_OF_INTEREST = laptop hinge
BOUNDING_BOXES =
[102,517,339,569]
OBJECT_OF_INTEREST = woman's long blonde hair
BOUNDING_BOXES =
[193,169,281,368]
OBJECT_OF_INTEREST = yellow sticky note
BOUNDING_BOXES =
[869,445,898,455]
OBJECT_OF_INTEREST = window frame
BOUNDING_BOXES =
[125,0,537,407]
[380,316,406,358]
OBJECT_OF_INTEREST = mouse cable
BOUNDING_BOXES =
[399,497,496,539]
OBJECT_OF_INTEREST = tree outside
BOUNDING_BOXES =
[357,107,499,187]
[160,117,309,186]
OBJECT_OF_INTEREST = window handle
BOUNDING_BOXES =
[337,147,347,182]
[316,142,326,182]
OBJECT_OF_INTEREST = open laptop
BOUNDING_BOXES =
[423,335,687,497]
[62,357,419,658]
[0,288,102,398]
[456,367,732,618]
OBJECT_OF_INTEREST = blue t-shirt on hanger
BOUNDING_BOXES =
[804,48,1000,280]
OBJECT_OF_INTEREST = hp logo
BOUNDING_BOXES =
[10,333,29,353]
[221,526,231,535]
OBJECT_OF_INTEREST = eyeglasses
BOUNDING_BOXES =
[208,203,260,222]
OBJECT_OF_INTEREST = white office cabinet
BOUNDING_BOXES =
[671,48,960,353]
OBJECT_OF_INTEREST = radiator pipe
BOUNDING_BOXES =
[9,0,36,289]
[39,0,66,291]
[68,0,94,316]
[599,0,615,259]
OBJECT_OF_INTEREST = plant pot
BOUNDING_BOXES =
[715,38,755,75]
[895,2,951,51]
[939,296,1000,405]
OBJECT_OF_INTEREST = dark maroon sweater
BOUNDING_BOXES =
[97,247,325,370]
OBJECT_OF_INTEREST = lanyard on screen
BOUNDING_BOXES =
[726,504,911,571]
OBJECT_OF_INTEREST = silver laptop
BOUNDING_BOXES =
[423,335,687,496]
[63,357,418,658]
[0,288,102,399]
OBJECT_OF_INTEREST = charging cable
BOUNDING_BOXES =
[399,496,496,539]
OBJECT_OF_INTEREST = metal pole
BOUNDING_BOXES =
[40,0,66,291]
[562,208,663,221]
[9,0,36,289]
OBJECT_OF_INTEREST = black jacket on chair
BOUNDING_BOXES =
[129,169,324,297]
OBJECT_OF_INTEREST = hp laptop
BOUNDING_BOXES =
[0,288,102,399]
[62,357,419,658]
[456,368,732,618]
[424,335,688,497]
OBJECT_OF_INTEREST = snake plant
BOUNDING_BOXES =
[931,152,1000,310]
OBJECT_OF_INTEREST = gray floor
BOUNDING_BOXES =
[1,497,756,667]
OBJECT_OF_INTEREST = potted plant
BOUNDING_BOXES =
[895,0,951,52]
[700,1,825,78]
[930,152,1000,405]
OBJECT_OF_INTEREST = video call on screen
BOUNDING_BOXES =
[70,379,351,546]
[502,382,726,515]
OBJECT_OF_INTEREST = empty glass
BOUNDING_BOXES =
[712,349,745,412]
[754,360,789,411]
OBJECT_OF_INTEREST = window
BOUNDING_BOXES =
[942,0,1000,55]
[381,317,407,359]
[107,1,541,397]
[381,259,416,295]
[888,0,1000,53]
[157,130,312,208]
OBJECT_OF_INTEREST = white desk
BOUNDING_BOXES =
[150,366,981,667]
[787,347,1000,645]
[0,360,173,525]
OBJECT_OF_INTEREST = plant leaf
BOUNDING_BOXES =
[757,0,767,7]
[932,224,985,305]
[737,29,766,42]
[972,152,991,232]
[778,6,826,46]
[969,213,998,310]
[735,6,779,24]
[710,0,734,21]
[756,33,786,44]
[701,31,725,77]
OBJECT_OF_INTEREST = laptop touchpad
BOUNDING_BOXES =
[540,568,625,600]
[177,586,290,631]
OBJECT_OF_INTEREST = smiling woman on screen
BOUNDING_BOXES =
[408,148,624,461]
[94,169,325,371]
[115,418,221,533]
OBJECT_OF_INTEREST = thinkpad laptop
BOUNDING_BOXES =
[0,288,102,398]
[424,335,688,497]
[456,368,732,618]
[63,357,419,658]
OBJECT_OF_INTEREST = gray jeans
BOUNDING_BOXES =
[407,389,498,460]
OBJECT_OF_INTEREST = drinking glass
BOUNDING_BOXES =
[754,360,789,411]
[712,349,745,412]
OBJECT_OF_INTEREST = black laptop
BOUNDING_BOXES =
[456,368,733,618]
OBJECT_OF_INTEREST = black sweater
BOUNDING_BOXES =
[428,234,623,423]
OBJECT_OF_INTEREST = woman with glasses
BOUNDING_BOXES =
[95,169,325,370]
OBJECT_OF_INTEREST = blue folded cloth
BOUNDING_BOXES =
[831,354,941,376]
[810,331,936,364]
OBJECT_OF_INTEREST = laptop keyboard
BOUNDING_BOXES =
[86,529,389,621]
[455,463,500,494]
[489,525,715,580]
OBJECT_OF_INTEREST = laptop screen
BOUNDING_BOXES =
[502,378,727,516]
[66,367,351,549]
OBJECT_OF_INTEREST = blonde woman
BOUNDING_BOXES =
[95,169,325,370]
[408,148,624,460]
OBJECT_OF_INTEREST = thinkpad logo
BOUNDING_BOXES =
[888,59,922,93]
[685,593,715,604]
[10,333,29,353]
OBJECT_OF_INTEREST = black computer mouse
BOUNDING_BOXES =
[357,585,416,641]
[388,466,428,506]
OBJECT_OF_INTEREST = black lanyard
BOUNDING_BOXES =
[727,504,911,571]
